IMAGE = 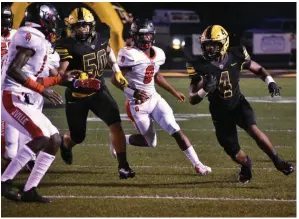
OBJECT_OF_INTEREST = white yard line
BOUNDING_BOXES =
[44,195,296,202]
[55,164,293,171]
[57,127,296,132]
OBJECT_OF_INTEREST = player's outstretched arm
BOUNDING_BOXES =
[154,72,185,102]
[248,60,281,97]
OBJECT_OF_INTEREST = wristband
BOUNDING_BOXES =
[197,88,208,98]
[124,87,135,96]
[265,76,275,85]
[23,78,45,94]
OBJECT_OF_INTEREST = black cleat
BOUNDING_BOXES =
[60,136,73,165]
[118,163,136,179]
[25,160,35,172]
[1,180,21,201]
[239,156,252,184]
[19,187,51,203]
[275,161,295,176]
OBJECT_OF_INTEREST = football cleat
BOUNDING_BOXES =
[25,160,35,172]
[60,136,73,165]
[239,156,252,184]
[275,161,295,176]
[1,180,21,201]
[19,186,51,203]
[118,163,136,179]
[194,163,212,176]
[108,133,117,159]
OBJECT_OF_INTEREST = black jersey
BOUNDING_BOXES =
[56,23,110,96]
[187,46,251,109]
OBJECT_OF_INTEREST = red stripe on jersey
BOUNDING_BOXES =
[2,91,44,138]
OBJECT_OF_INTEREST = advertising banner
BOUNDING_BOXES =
[253,33,292,54]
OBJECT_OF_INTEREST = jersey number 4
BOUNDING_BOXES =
[218,71,232,98]
[83,49,107,77]
[144,65,155,84]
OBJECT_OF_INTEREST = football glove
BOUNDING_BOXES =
[75,78,101,90]
[115,71,128,88]
[268,82,281,97]
[203,74,217,93]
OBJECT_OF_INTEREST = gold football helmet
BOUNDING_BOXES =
[67,7,96,41]
[200,25,229,60]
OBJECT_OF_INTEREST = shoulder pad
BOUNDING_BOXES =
[228,45,251,61]
[153,46,166,66]
[13,27,45,52]
[97,22,110,43]
[117,47,136,67]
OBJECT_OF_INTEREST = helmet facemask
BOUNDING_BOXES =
[201,39,226,60]
[134,33,154,50]
[71,21,95,41]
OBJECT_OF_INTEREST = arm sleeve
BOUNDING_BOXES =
[55,39,73,61]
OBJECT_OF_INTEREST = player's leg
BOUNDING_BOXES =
[152,97,211,175]
[18,133,36,171]
[1,123,19,172]
[60,89,89,165]
[237,98,294,175]
[210,106,252,183]
[1,91,61,203]
[90,87,135,179]
[124,100,154,147]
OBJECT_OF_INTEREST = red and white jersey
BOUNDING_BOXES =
[1,26,51,94]
[1,29,17,66]
[117,46,166,100]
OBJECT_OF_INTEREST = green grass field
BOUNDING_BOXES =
[1,78,296,217]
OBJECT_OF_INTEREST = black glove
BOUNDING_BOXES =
[268,82,281,97]
[203,74,217,93]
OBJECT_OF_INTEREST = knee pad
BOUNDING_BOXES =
[158,115,180,135]
[4,139,19,159]
[70,133,85,145]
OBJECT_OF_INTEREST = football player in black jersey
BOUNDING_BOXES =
[187,25,294,183]
[56,7,135,179]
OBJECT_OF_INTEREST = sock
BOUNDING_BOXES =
[268,152,282,166]
[2,145,35,182]
[117,152,127,168]
[183,146,203,167]
[125,135,131,145]
[24,151,55,192]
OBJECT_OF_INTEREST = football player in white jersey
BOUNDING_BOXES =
[112,19,211,175]
[1,3,97,204]
[1,6,19,169]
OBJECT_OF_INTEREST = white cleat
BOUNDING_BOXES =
[194,163,212,176]
[109,133,117,159]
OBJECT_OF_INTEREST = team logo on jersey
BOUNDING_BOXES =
[25,32,31,42]
[91,45,95,49]
[121,56,125,63]
[219,64,223,69]
[135,106,139,112]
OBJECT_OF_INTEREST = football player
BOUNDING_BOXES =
[1,5,20,170]
[1,3,89,203]
[111,19,211,175]
[56,7,135,179]
[187,25,295,183]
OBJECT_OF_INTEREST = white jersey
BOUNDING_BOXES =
[1,29,17,66]
[117,46,166,100]
[1,26,51,94]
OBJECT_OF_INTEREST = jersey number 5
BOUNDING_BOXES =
[83,49,107,77]
[144,65,155,84]
[218,71,232,98]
